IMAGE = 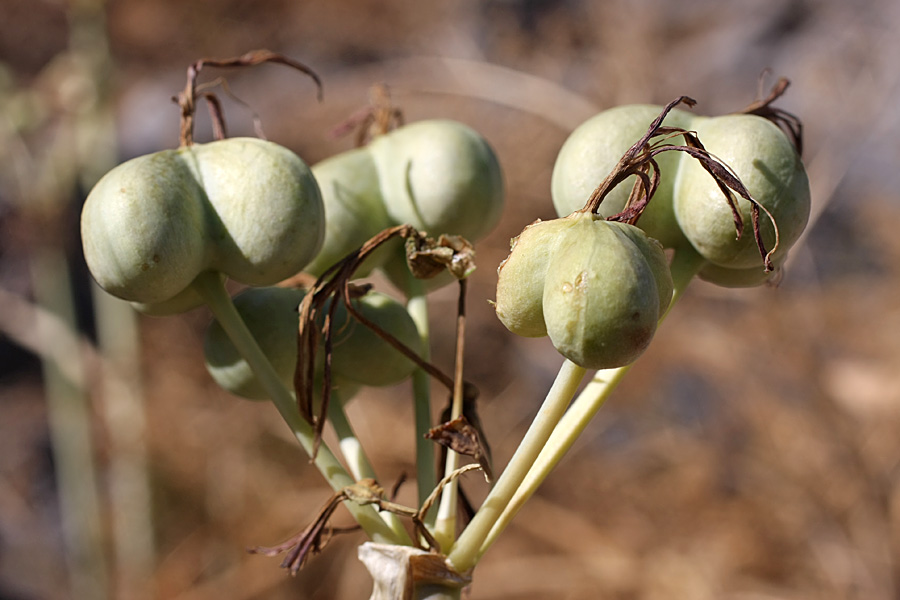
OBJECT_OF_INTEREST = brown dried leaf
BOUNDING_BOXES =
[426,416,493,482]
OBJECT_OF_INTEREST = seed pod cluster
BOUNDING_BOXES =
[495,212,673,370]
[551,105,810,284]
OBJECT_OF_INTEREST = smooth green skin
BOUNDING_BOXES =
[305,147,393,278]
[542,213,672,370]
[304,120,504,294]
[494,218,569,338]
[326,291,423,386]
[551,105,694,248]
[204,286,306,400]
[673,115,810,268]
[698,258,785,288]
[81,138,325,312]
[372,120,505,294]
[370,120,504,243]
[204,286,423,400]
[613,223,674,312]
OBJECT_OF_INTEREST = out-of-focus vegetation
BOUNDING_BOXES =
[2,1,899,598]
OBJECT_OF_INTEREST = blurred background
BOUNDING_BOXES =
[2,0,899,598]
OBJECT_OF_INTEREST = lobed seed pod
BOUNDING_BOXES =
[81,138,324,313]
[305,147,393,278]
[697,258,786,288]
[541,213,672,370]
[494,218,569,338]
[369,120,504,244]
[307,119,504,294]
[672,114,810,269]
[326,291,423,387]
[204,286,306,400]
[551,105,694,248]
[203,286,422,400]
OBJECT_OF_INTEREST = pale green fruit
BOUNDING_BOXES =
[698,258,785,288]
[305,120,504,294]
[551,105,693,248]
[203,286,422,400]
[204,286,304,400]
[82,138,324,313]
[81,150,207,305]
[193,138,325,285]
[612,224,674,313]
[370,120,504,243]
[673,115,810,269]
[326,291,422,386]
[542,213,671,369]
[494,218,570,338]
[306,147,393,278]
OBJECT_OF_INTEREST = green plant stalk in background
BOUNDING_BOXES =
[72,1,158,596]
[30,249,109,600]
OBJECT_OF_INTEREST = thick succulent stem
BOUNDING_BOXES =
[327,396,411,541]
[406,280,438,514]
[191,271,409,545]
[447,359,587,573]
[433,279,468,550]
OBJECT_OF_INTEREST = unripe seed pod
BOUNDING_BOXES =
[494,218,569,338]
[370,120,504,243]
[673,115,810,268]
[612,224,674,314]
[327,292,423,386]
[551,105,693,248]
[305,148,393,277]
[82,138,324,313]
[203,286,423,400]
[542,213,671,369]
[82,150,207,305]
[697,258,786,288]
[204,286,305,400]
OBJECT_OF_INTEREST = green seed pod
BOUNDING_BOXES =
[81,150,208,305]
[81,138,324,313]
[551,105,693,248]
[673,115,810,268]
[542,213,672,369]
[204,286,305,400]
[370,120,504,243]
[494,218,570,338]
[697,258,786,288]
[612,224,674,314]
[305,147,393,277]
[327,291,423,387]
[203,286,422,400]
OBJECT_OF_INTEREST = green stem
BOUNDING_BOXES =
[434,282,467,550]
[327,394,411,541]
[191,271,408,545]
[447,359,587,573]
[475,246,707,558]
[406,280,437,513]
